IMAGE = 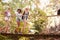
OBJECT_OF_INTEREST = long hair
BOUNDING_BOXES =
[22,11,25,19]
[23,11,25,15]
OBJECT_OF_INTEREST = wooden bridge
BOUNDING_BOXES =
[0,33,60,40]
[0,15,60,40]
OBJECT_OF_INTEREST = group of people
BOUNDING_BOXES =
[4,8,29,33]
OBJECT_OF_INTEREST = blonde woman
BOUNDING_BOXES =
[4,8,11,33]
[22,8,29,32]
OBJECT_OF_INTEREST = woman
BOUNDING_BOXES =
[15,9,22,33]
[22,8,29,31]
[22,8,29,20]
[16,9,22,27]
[4,8,11,33]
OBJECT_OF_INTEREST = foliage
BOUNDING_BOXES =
[0,35,9,40]
[33,9,47,32]
[0,0,48,40]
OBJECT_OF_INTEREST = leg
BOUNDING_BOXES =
[15,21,21,33]
[17,21,20,27]
[22,19,27,33]
[4,20,10,33]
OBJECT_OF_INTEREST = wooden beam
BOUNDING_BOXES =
[0,33,60,38]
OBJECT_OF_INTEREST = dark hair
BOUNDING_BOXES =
[57,9,60,15]
[17,9,22,13]
[23,11,25,15]
[22,11,25,19]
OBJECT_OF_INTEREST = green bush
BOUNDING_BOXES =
[33,9,47,32]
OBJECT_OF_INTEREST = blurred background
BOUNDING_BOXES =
[0,0,60,40]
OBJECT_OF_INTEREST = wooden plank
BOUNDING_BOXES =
[0,33,60,38]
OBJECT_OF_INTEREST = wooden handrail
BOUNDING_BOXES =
[47,15,60,17]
